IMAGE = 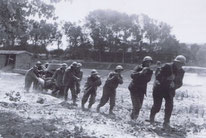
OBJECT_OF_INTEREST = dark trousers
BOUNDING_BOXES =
[130,90,145,120]
[82,90,96,108]
[150,87,174,123]
[76,82,81,95]
[52,85,64,96]
[98,86,116,111]
[64,86,76,102]
[25,78,35,92]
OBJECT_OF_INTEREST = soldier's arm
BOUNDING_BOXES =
[30,70,39,80]
[107,72,117,81]
[175,70,185,89]
[156,64,170,83]
[52,70,58,81]
[92,77,102,87]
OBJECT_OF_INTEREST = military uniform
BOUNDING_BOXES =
[82,75,101,109]
[75,70,83,95]
[150,63,185,125]
[51,67,65,96]
[25,67,39,92]
[97,71,123,114]
[63,66,80,103]
[128,65,153,120]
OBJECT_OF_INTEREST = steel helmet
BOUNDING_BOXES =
[71,61,78,67]
[174,55,186,65]
[91,69,98,75]
[61,63,67,67]
[36,61,42,65]
[77,63,82,67]
[143,56,153,62]
[115,65,124,71]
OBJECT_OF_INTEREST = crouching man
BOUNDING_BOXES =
[149,55,186,128]
[81,69,101,111]
[96,65,123,115]
[128,56,153,120]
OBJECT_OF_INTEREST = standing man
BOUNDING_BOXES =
[25,66,39,92]
[149,55,186,128]
[128,56,153,120]
[75,63,83,97]
[63,62,80,105]
[81,69,101,111]
[96,65,123,115]
[51,63,67,97]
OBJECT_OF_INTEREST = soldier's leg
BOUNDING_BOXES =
[109,90,116,114]
[64,86,69,101]
[150,92,163,123]
[130,91,139,120]
[88,91,96,109]
[58,86,64,96]
[71,86,77,105]
[82,91,91,109]
[164,94,174,126]
[51,85,59,96]
[97,87,110,112]
[25,78,32,92]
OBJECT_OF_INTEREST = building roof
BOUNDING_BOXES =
[0,50,33,55]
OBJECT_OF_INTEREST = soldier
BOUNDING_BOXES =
[24,66,39,92]
[155,61,162,77]
[81,69,101,111]
[128,56,153,120]
[149,55,186,128]
[96,65,123,115]
[63,62,80,105]
[51,63,67,97]
[75,63,83,97]
[33,61,44,90]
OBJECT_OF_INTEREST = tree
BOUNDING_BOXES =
[0,0,55,47]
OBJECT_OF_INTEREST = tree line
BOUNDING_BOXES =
[0,0,206,66]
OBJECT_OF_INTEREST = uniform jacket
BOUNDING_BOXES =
[63,67,79,87]
[25,67,39,81]
[129,65,153,94]
[84,75,102,92]
[155,63,185,90]
[52,67,65,87]
[104,72,123,89]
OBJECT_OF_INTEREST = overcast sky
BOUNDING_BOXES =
[54,0,206,44]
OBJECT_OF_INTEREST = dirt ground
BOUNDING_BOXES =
[0,70,206,138]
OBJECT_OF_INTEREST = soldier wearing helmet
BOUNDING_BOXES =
[96,65,124,115]
[149,55,186,129]
[24,65,40,92]
[75,63,83,97]
[63,61,80,105]
[128,56,153,120]
[81,69,102,111]
[51,63,67,97]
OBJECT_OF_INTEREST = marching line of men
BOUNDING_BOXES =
[24,55,186,128]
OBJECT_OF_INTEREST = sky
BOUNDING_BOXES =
[54,0,206,44]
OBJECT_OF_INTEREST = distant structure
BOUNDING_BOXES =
[0,50,33,71]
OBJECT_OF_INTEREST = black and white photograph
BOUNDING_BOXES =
[0,0,206,137]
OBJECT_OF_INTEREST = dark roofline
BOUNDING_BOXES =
[0,50,33,55]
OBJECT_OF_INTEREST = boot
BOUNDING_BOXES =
[88,104,92,109]
[109,109,115,115]
[163,122,171,130]
[81,103,86,111]
[96,105,100,113]
[73,99,78,106]
[149,113,155,124]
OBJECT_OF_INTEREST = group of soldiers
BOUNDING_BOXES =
[24,54,186,128]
